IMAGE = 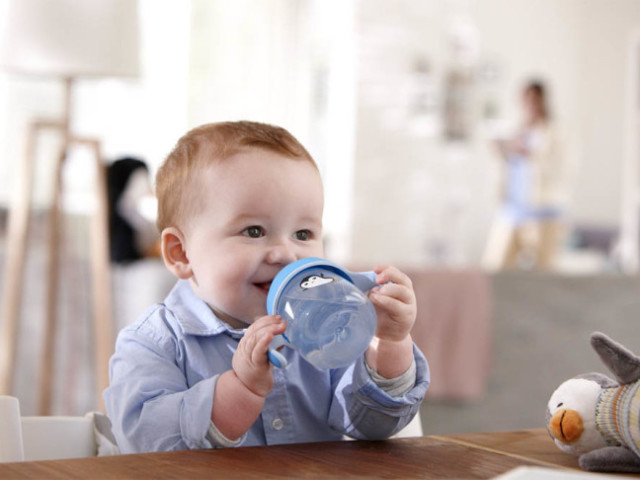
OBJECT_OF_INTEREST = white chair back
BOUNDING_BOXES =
[21,416,96,461]
[392,411,424,438]
[0,396,119,462]
[0,396,24,462]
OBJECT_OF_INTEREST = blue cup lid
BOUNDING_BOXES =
[266,257,353,315]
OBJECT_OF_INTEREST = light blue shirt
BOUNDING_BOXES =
[104,280,429,453]
[502,131,562,224]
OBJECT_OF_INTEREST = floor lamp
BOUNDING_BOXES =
[0,0,140,414]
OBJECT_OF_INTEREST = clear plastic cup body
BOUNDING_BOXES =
[273,267,376,369]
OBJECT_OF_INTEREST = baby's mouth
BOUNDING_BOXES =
[254,281,272,294]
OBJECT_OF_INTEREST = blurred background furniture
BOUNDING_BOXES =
[0,0,139,414]
[408,268,492,403]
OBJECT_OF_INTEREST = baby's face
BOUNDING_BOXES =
[183,149,324,328]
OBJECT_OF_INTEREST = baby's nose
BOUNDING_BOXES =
[266,241,297,265]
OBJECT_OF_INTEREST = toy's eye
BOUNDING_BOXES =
[556,402,563,408]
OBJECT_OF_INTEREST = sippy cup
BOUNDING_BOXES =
[266,257,378,370]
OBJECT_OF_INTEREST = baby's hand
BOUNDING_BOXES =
[232,315,286,398]
[368,266,417,343]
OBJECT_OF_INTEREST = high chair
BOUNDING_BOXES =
[392,411,424,438]
[0,395,118,462]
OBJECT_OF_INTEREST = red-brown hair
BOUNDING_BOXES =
[155,121,317,231]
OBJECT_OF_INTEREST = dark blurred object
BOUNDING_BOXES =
[571,224,618,254]
[107,157,157,263]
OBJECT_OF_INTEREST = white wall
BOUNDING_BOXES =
[351,0,498,265]
[477,0,640,227]
[185,0,358,263]
[0,0,191,209]
[349,0,640,265]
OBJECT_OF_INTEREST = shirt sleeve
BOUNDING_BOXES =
[365,358,417,397]
[206,421,245,448]
[104,315,223,453]
[328,344,429,440]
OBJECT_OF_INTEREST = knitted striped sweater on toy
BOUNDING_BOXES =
[596,382,640,457]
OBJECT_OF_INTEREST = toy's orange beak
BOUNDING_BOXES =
[549,409,584,444]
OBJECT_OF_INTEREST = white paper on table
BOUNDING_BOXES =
[493,466,618,479]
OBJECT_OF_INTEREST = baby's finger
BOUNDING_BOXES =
[370,291,411,317]
[373,265,412,288]
[240,315,282,348]
[245,315,284,341]
[249,314,285,331]
[237,331,257,359]
[254,323,285,352]
[371,283,414,304]
[252,323,287,364]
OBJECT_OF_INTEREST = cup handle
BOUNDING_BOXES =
[268,334,289,369]
[349,271,379,292]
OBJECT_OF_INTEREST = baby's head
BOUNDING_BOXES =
[156,121,325,328]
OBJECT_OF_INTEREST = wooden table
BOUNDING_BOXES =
[0,429,591,479]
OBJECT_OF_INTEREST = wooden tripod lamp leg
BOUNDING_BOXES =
[38,144,66,415]
[0,123,38,395]
[88,140,113,412]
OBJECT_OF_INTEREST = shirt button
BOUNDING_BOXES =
[272,418,284,430]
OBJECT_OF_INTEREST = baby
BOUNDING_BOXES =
[104,121,429,452]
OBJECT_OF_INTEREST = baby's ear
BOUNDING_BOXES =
[161,227,193,279]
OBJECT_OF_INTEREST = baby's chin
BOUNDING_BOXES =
[208,305,265,330]
[225,317,252,330]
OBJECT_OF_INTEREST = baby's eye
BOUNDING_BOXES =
[294,230,311,241]
[243,226,265,238]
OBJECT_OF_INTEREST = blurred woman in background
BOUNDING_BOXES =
[483,80,568,271]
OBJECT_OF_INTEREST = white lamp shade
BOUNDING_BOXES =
[0,0,139,78]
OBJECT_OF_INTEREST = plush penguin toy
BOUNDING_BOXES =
[545,332,640,473]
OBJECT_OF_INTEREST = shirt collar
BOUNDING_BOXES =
[163,279,246,338]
